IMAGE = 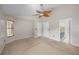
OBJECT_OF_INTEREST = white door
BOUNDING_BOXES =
[34,21,49,38]
[59,18,71,43]
[34,21,42,37]
[43,22,49,37]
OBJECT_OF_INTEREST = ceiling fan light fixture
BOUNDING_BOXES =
[33,4,53,18]
[40,13,44,16]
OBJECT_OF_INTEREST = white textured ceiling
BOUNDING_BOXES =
[0,4,61,17]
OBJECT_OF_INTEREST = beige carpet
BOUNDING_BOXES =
[2,37,79,55]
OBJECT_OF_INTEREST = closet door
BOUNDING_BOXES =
[34,21,49,38]
[34,21,42,37]
[0,18,5,54]
[43,22,49,37]
[59,18,71,43]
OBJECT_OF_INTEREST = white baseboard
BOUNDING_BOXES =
[0,45,5,54]
[5,35,33,44]
[71,41,79,47]
[0,36,5,54]
[47,36,60,41]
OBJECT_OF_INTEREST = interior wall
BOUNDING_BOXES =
[51,4,79,47]
[15,18,33,39]
[5,18,34,44]
[0,11,6,53]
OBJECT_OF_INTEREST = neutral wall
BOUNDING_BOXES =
[51,5,79,47]
[5,18,34,44]
[0,11,6,53]
[15,18,33,39]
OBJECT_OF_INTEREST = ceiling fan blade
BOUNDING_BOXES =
[32,14,39,16]
[48,10,52,13]
[36,10,42,13]
[49,13,52,16]
[39,15,42,18]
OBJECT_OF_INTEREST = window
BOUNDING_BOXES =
[7,20,14,37]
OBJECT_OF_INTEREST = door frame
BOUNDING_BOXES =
[59,18,72,44]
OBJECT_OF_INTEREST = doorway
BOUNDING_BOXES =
[34,21,49,38]
[59,18,71,44]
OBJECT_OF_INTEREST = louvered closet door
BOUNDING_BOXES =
[34,21,42,37]
[43,22,49,38]
[59,18,71,44]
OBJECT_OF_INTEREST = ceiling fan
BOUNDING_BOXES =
[33,4,53,18]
